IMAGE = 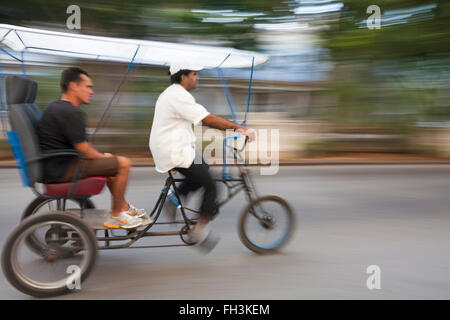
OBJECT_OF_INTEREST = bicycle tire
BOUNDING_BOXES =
[21,197,95,256]
[238,195,295,254]
[2,212,97,298]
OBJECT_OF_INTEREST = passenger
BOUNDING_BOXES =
[37,67,149,229]
[149,59,255,250]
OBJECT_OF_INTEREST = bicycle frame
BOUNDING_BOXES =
[88,139,258,250]
[92,164,257,250]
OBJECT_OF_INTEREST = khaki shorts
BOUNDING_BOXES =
[58,157,119,183]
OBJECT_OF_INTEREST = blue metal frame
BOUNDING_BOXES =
[222,135,238,180]
[217,67,238,124]
[216,56,255,180]
[243,56,255,126]
[0,50,8,139]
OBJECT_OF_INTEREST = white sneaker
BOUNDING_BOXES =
[104,211,143,229]
[123,204,147,218]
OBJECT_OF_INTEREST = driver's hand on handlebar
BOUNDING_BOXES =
[237,127,256,142]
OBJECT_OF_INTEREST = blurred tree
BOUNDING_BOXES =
[320,0,450,132]
[0,0,289,50]
[3,0,449,157]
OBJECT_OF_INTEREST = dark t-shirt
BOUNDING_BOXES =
[37,99,87,182]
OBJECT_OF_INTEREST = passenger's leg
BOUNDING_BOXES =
[60,157,143,228]
[106,156,131,217]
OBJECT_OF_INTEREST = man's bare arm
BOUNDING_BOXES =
[202,114,255,141]
[74,141,108,159]
[201,114,243,131]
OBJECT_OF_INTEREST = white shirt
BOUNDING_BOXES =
[149,84,210,173]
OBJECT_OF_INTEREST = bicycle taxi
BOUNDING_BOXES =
[0,24,295,297]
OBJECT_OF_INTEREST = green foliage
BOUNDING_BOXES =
[0,0,287,50]
[2,0,450,157]
[319,0,450,135]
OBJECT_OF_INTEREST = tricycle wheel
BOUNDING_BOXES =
[238,195,295,254]
[2,212,97,298]
[21,197,94,256]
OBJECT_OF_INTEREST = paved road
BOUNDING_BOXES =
[1,165,449,300]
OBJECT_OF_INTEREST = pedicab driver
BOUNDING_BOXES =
[149,60,255,248]
[37,67,149,229]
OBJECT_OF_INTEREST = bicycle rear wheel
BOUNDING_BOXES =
[21,197,95,256]
[2,212,97,298]
[238,195,295,254]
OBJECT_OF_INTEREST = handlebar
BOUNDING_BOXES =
[222,133,250,179]
[236,135,249,153]
[222,130,251,165]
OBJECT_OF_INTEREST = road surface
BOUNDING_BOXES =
[0,165,449,299]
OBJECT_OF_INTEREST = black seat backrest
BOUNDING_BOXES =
[5,75,43,185]
[6,75,42,128]
[6,75,34,104]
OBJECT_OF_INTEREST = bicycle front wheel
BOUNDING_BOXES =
[238,195,295,254]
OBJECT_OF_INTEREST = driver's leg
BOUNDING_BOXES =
[175,159,217,241]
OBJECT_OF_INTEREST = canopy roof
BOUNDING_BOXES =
[0,24,268,69]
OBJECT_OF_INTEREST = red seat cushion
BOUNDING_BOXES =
[44,176,107,196]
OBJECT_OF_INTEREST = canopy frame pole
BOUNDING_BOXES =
[0,47,23,63]
[11,30,27,77]
[220,56,255,180]
[217,67,237,124]
[0,49,10,139]
[20,50,26,77]
[90,44,140,143]
[242,56,255,127]
[215,53,238,123]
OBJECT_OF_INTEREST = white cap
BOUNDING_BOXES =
[169,59,203,75]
